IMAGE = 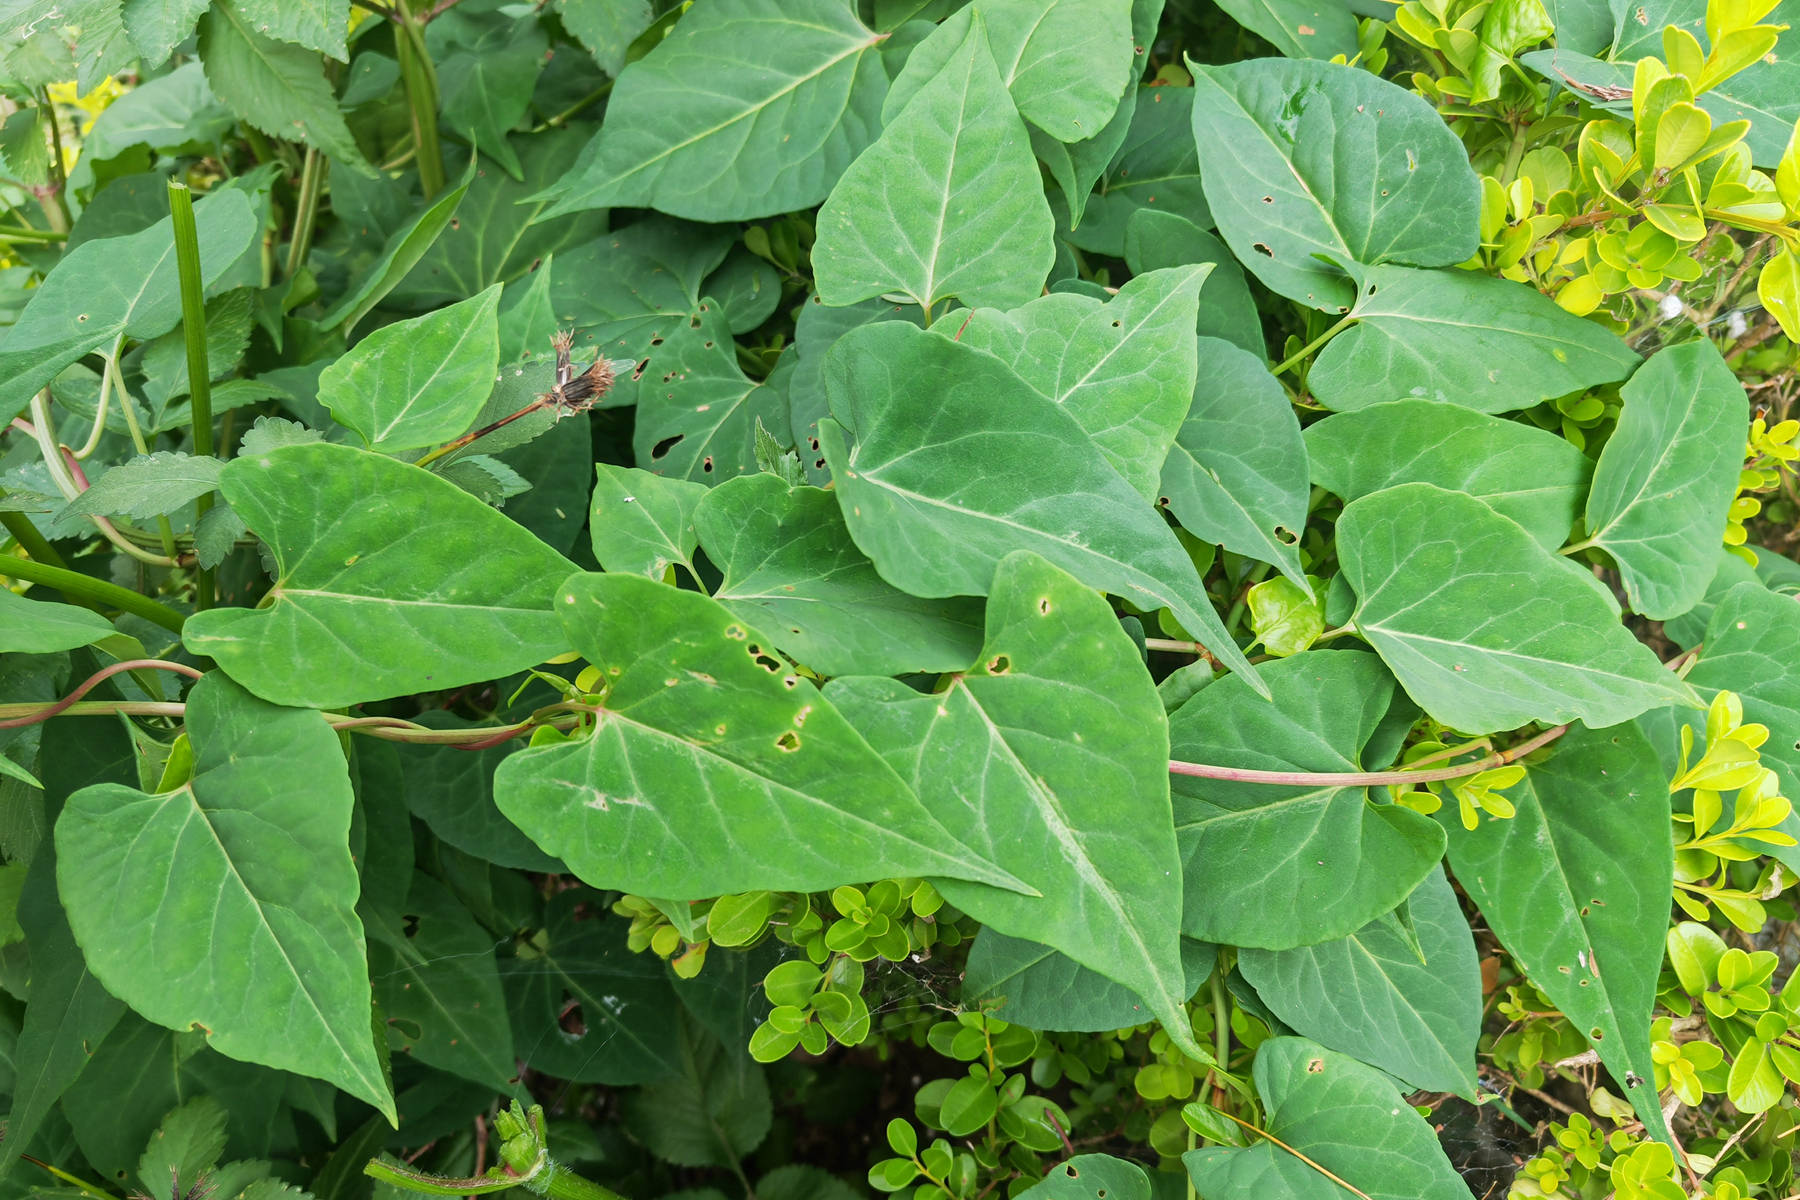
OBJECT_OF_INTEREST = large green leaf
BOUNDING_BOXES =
[319,284,501,451]
[53,674,393,1120]
[1212,0,1359,58]
[1170,651,1445,948]
[1338,483,1696,733]
[393,129,609,309]
[828,552,1195,1051]
[1019,1156,1152,1200]
[590,464,707,581]
[1305,399,1592,550]
[633,305,790,483]
[1308,264,1640,413]
[883,0,1136,143]
[232,0,348,60]
[367,871,518,1094]
[812,14,1054,312]
[1442,722,1673,1143]
[1683,582,1800,874]
[197,1,372,175]
[951,266,1208,499]
[696,473,986,676]
[1158,337,1310,588]
[1063,85,1209,258]
[1239,866,1480,1096]
[1190,60,1480,311]
[184,442,576,709]
[964,930,1216,1032]
[820,322,1258,686]
[535,0,887,220]
[0,190,255,419]
[504,889,682,1085]
[1584,340,1747,620]
[1124,209,1262,355]
[1031,0,1159,231]
[787,295,925,486]
[1183,1039,1466,1200]
[492,572,1028,897]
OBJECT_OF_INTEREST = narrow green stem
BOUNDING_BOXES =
[21,1156,113,1200]
[0,223,66,242]
[285,148,326,277]
[169,180,216,610]
[1499,119,1529,186]
[1270,314,1356,377]
[530,79,615,132]
[73,333,125,460]
[538,1165,631,1200]
[0,557,186,634]
[1170,722,1570,787]
[1211,968,1230,1071]
[0,489,70,574]
[35,90,70,234]
[1222,562,1272,635]
[395,5,445,199]
[1559,535,1597,556]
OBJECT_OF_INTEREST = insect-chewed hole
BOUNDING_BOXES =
[650,433,684,460]
[631,358,649,380]
[1306,1057,1325,1073]
[1261,195,1274,203]
[814,458,826,469]
[775,730,801,752]
[649,335,664,347]
[782,674,799,689]
[1274,525,1299,545]
[1037,598,1052,615]
[986,654,1011,675]
[702,455,715,473]
[1590,1027,1604,1041]
[747,643,782,672]
[401,913,421,938]
[809,437,820,451]
[558,993,587,1036]
[1252,242,1274,257]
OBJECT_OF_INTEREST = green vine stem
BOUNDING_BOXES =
[285,148,326,278]
[394,0,446,200]
[1169,722,1569,787]
[0,556,187,634]
[169,180,217,610]
[367,1102,631,1200]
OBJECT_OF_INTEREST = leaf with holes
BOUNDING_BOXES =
[632,305,790,483]
[183,442,576,708]
[1338,484,1697,733]
[1239,866,1481,1096]
[828,552,1198,1055]
[1170,651,1445,948]
[492,572,1030,898]
[1189,59,1480,311]
[535,0,888,220]
[1158,338,1309,588]
[1584,340,1748,620]
[1442,722,1673,1143]
[821,322,1259,688]
[53,674,393,1120]
[1183,1039,1467,1200]
[696,473,985,676]
[1017,1155,1152,1200]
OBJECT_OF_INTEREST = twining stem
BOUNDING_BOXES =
[1216,1112,1374,1200]
[0,557,186,633]
[1169,723,1569,787]
[169,180,217,608]
[22,398,180,566]
[0,660,203,729]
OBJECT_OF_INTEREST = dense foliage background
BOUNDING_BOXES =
[2,0,1800,1196]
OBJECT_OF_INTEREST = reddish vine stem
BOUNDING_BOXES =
[1167,723,1569,788]
[0,659,204,729]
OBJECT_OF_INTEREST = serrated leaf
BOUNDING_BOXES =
[1442,721,1673,1143]
[504,889,683,1084]
[697,473,985,675]
[1308,264,1640,413]
[1338,483,1697,733]
[884,0,1136,143]
[437,455,531,506]
[1159,337,1309,587]
[0,589,119,654]
[536,0,887,221]
[137,1096,228,1199]
[829,552,1196,1052]
[1584,340,1748,619]
[492,572,1030,897]
[1240,866,1480,1096]
[54,674,393,1120]
[1183,1039,1466,1200]
[964,930,1216,1032]
[953,266,1209,498]
[590,464,706,580]
[122,0,211,67]
[319,284,502,450]
[1190,59,1480,311]
[184,442,576,708]
[236,416,322,456]
[232,0,348,60]
[57,452,223,522]
[367,871,518,1094]
[0,190,256,420]
[813,14,1054,312]
[821,322,1260,687]
[1305,399,1592,550]
[1171,651,1445,947]
[198,1,371,175]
